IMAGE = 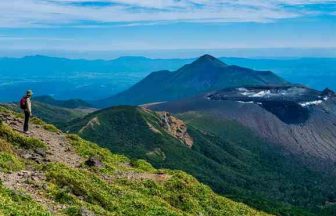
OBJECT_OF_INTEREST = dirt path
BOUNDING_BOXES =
[0,112,85,214]
[1,113,83,168]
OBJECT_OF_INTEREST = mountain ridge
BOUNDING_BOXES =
[97,55,288,107]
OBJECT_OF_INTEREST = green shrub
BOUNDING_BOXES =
[130,159,156,172]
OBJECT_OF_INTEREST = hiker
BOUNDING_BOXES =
[20,90,33,133]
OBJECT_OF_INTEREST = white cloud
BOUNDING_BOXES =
[0,0,334,27]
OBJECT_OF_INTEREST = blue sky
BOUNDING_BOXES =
[0,0,335,58]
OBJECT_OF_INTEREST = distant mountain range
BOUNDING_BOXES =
[98,55,288,107]
[0,55,191,101]
[1,55,336,102]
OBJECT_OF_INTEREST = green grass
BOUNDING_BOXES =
[0,138,15,153]
[0,184,51,216]
[45,161,267,216]
[67,134,130,173]
[62,134,268,216]
[0,121,46,150]
[31,117,60,133]
[0,152,24,173]
[43,124,59,133]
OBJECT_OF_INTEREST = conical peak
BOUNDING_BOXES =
[192,54,227,66]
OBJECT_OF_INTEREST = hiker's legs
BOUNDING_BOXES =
[24,111,30,132]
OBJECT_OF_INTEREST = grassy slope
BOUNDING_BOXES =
[64,106,336,215]
[0,106,267,216]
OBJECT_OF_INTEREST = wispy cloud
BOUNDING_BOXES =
[0,0,335,27]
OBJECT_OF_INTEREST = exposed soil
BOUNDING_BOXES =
[0,112,85,214]
[0,112,83,168]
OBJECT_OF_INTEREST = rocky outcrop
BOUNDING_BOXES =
[85,156,104,168]
[79,117,100,134]
[157,112,193,148]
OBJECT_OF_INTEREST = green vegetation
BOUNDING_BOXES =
[45,159,266,215]
[31,102,90,128]
[0,152,24,172]
[0,138,14,153]
[34,95,91,109]
[42,124,60,133]
[0,106,267,215]
[30,117,60,133]
[0,138,24,173]
[180,112,336,216]
[66,106,336,215]
[0,185,51,216]
[0,121,46,150]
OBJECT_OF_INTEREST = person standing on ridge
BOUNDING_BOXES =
[20,90,33,133]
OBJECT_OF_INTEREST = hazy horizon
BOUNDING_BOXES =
[1,48,336,60]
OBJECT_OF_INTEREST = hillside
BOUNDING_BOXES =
[65,106,336,215]
[1,101,92,128]
[98,55,288,107]
[0,107,268,215]
[34,96,92,109]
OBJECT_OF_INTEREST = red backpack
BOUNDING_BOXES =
[20,97,27,109]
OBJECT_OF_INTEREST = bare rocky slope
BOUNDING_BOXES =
[0,106,267,216]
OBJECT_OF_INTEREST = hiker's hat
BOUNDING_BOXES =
[26,90,33,96]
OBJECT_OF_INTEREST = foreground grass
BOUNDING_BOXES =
[0,185,51,216]
[0,121,46,150]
